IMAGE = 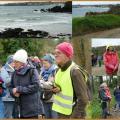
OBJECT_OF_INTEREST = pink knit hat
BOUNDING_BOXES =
[56,42,73,59]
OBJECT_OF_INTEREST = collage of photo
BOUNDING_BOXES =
[0,0,120,119]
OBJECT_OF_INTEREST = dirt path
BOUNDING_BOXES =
[92,65,120,76]
[110,109,120,119]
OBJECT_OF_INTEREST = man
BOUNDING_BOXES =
[52,42,88,118]
[103,45,119,76]
[9,49,44,118]
[1,55,15,118]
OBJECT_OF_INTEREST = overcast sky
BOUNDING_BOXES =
[73,1,120,5]
[92,38,120,47]
[0,0,61,4]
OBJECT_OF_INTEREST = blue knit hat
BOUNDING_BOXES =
[42,54,55,64]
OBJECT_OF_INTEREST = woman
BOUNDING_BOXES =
[39,54,58,118]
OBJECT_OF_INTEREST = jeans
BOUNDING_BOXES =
[0,101,5,118]
[3,101,14,118]
[43,102,58,118]
[116,101,120,110]
[101,101,108,119]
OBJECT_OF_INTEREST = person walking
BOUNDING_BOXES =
[99,82,112,119]
[1,55,15,118]
[9,49,44,119]
[52,42,89,119]
[113,85,120,111]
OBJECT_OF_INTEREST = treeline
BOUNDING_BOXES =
[0,38,67,64]
[92,45,120,57]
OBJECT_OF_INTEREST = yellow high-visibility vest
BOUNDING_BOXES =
[52,62,75,115]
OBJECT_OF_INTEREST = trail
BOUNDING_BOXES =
[92,65,120,76]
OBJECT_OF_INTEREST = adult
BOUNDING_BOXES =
[39,54,58,118]
[1,55,15,118]
[103,46,119,75]
[99,82,112,118]
[52,42,88,118]
[113,85,120,111]
[9,49,44,118]
[0,77,6,118]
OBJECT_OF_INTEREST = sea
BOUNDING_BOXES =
[0,4,72,35]
[72,6,110,17]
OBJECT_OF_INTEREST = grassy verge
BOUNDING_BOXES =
[86,77,117,119]
[73,14,120,36]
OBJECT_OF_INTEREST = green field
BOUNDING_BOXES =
[73,14,120,36]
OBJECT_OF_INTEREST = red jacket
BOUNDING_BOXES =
[103,51,119,75]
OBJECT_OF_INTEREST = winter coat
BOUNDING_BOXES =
[1,63,14,101]
[103,51,119,75]
[40,65,57,102]
[9,65,44,118]
[0,83,6,118]
[114,88,120,101]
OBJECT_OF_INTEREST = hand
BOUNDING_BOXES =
[52,86,61,93]
[14,93,20,97]
[13,88,20,97]
[38,115,45,119]
[13,88,17,94]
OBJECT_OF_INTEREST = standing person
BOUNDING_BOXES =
[39,54,58,118]
[9,49,44,119]
[0,77,6,118]
[99,82,112,119]
[103,46,119,76]
[0,55,15,118]
[113,85,120,111]
[52,42,89,118]
[97,55,102,67]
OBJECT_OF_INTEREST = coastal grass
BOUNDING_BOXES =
[73,14,120,36]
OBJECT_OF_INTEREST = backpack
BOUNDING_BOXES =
[71,64,92,101]
[98,87,111,101]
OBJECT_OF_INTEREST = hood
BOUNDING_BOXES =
[16,64,35,75]
[4,63,14,72]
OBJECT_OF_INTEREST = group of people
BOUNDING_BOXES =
[0,42,89,119]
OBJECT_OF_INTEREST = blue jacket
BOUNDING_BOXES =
[1,63,14,101]
[0,83,6,118]
[9,65,44,118]
[114,88,120,101]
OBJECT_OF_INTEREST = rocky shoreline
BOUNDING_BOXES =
[40,1,72,14]
[0,28,71,39]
